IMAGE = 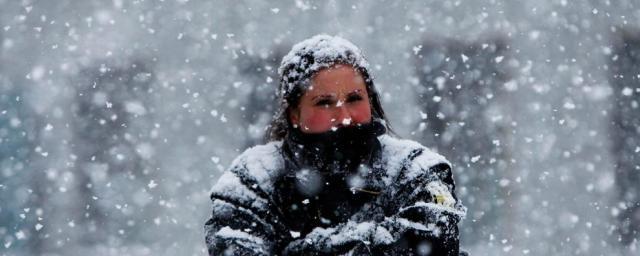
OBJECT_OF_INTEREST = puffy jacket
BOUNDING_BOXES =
[204,134,466,255]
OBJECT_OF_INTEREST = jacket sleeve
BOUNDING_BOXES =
[282,152,466,255]
[204,164,288,256]
[374,162,466,255]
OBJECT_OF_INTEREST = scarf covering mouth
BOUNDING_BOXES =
[286,118,387,175]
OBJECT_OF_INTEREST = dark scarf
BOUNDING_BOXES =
[275,119,387,236]
[284,119,387,176]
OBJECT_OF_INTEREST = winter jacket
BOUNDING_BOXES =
[204,134,466,255]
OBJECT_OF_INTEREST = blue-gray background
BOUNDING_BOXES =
[1,1,639,255]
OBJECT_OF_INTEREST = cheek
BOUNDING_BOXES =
[300,108,334,131]
[349,102,372,124]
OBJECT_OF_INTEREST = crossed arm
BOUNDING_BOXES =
[281,163,465,255]
[204,161,465,256]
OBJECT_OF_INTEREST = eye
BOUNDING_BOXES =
[346,94,363,103]
[315,99,333,107]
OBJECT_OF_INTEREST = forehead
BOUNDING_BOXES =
[307,65,366,94]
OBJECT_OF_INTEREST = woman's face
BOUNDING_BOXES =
[289,64,372,134]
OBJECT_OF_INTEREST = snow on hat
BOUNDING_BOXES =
[277,34,370,102]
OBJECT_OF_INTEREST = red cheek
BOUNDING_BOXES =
[301,109,334,132]
[349,104,372,124]
[298,102,372,133]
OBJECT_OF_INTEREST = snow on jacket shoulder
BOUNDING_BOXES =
[204,135,466,256]
[204,141,287,255]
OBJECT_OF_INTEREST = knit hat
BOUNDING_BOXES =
[277,34,371,105]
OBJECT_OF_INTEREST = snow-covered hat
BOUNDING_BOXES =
[277,34,371,104]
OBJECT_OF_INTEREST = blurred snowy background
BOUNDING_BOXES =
[1,0,639,255]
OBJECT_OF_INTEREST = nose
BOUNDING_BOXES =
[334,105,352,127]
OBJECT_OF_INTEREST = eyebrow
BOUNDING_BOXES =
[311,89,364,101]
[311,94,336,101]
[347,89,364,96]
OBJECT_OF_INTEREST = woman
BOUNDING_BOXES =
[204,35,467,255]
